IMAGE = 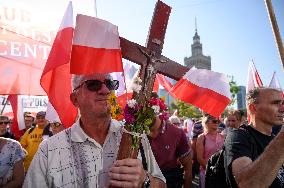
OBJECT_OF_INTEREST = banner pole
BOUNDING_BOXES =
[264,0,284,69]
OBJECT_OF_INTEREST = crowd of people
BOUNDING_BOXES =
[0,74,283,188]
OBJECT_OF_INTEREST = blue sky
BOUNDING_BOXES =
[96,0,284,87]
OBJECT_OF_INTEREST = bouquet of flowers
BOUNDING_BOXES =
[123,77,169,149]
[108,92,123,120]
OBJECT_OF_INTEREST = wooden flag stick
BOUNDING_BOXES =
[264,0,284,69]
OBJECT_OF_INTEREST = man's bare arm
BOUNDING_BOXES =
[180,154,193,188]
[148,175,166,188]
[232,131,284,188]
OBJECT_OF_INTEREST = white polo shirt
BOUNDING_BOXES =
[23,119,165,188]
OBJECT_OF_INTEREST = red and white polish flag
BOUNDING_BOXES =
[40,1,77,128]
[70,14,123,74]
[155,73,174,96]
[171,67,231,117]
[246,61,263,93]
[8,95,25,139]
[269,71,282,90]
[269,71,284,97]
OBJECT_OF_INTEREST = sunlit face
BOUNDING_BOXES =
[0,119,9,135]
[24,116,34,129]
[36,116,47,127]
[254,89,284,126]
[227,115,240,128]
[72,74,112,119]
[205,117,220,131]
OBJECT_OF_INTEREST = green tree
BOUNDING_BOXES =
[173,99,202,118]
[229,76,239,106]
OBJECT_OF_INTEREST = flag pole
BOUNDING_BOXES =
[264,0,284,70]
[94,0,97,17]
[1,97,9,115]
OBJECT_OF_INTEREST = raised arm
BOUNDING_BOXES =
[232,129,284,188]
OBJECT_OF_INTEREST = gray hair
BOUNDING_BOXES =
[169,115,181,124]
[71,75,85,91]
[71,73,113,92]
[246,87,282,106]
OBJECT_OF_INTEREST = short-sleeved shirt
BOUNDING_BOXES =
[225,125,284,188]
[149,121,191,171]
[23,119,165,188]
[0,138,26,186]
[20,126,44,172]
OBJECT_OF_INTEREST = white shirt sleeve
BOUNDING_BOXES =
[23,141,49,188]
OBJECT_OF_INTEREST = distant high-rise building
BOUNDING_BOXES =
[158,89,172,107]
[237,86,246,109]
[158,78,177,109]
[184,20,211,70]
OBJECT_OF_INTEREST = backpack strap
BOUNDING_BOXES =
[28,126,36,134]
[139,142,148,171]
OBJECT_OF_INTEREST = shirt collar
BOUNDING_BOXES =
[70,118,123,143]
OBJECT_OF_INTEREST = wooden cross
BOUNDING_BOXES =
[116,0,190,160]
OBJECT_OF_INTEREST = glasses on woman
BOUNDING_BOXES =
[210,119,220,124]
[0,121,9,125]
[51,122,62,128]
[206,117,220,124]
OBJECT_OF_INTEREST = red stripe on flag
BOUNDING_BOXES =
[156,74,173,92]
[42,28,74,74]
[153,78,159,93]
[40,27,77,128]
[8,95,24,139]
[117,92,133,109]
[70,46,123,74]
[255,71,263,87]
[172,79,231,117]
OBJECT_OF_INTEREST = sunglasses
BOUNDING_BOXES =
[73,79,119,92]
[0,121,9,125]
[210,119,220,124]
[51,122,62,128]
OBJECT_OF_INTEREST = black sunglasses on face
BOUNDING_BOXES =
[51,122,62,128]
[74,79,119,92]
[211,119,220,124]
[0,121,9,125]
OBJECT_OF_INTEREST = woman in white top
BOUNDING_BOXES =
[0,137,26,187]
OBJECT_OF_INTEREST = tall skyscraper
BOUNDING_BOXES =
[184,20,211,70]
[237,86,246,109]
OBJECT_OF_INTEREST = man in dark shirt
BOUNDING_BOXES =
[225,87,284,187]
[148,116,192,188]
